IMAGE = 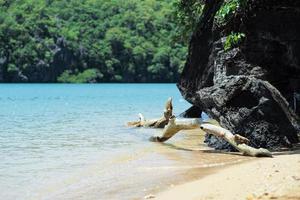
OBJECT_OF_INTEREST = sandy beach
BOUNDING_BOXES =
[154,149,300,200]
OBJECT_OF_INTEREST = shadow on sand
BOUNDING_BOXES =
[161,142,300,157]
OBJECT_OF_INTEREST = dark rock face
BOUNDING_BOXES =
[178,0,300,150]
[179,106,202,118]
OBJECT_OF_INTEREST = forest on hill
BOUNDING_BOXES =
[0,0,190,83]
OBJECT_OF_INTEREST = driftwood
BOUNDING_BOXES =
[200,124,272,157]
[149,117,201,142]
[128,97,272,157]
[127,97,173,128]
[150,117,272,157]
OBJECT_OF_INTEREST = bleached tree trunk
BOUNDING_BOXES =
[128,97,272,157]
[151,118,272,157]
[200,124,272,157]
[149,117,201,142]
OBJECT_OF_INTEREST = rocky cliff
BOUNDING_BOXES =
[178,0,300,150]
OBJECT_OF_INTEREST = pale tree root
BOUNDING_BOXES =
[150,118,272,157]
[127,97,173,128]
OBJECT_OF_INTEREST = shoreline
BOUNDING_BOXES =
[154,150,300,200]
[32,129,252,200]
[142,155,253,200]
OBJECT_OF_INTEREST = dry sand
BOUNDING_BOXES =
[154,150,300,200]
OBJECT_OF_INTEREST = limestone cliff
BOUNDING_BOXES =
[178,0,300,150]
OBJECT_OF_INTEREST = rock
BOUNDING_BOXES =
[178,0,300,150]
[178,105,202,118]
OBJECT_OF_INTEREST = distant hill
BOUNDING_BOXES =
[0,0,187,83]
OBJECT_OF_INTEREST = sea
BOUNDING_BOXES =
[0,84,249,200]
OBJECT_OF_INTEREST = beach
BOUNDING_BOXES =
[1,84,299,200]
[2,1,300,200]
[155,149,300,200]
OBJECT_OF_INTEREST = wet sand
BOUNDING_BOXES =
[37,128,299,200]
[34,129,253,200]
[135,129,253,199]
[155,148,300,200]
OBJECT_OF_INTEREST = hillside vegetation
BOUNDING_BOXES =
[0,0,187,83]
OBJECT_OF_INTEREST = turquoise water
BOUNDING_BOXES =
[0,84,193,200]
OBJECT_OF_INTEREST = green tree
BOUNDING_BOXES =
[0,0,188,83]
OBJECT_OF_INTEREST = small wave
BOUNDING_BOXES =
[138,159,248,171]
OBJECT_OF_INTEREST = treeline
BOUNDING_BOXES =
[0,0,187,83]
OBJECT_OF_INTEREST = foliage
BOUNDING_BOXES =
[172,0,204,42]
[215,0,247,25]
[57,69,102,83]
[173,0,248,41]
[0,0,188,83]
[224,32,245,51]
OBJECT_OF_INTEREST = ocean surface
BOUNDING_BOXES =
[0,84,248,200]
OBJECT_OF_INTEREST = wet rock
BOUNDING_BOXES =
[178,0,300,150]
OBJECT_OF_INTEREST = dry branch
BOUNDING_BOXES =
[127,97,173,128]
[200,124,272,157]
[149,117,272,157]
[149,117,201,142]
[128,97,272,157]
